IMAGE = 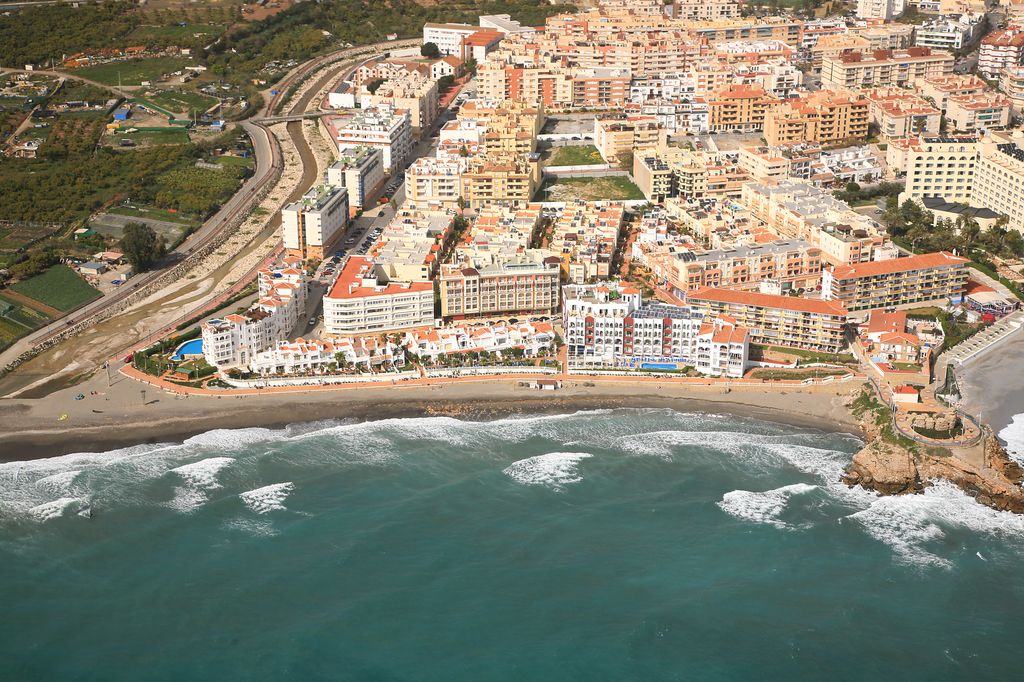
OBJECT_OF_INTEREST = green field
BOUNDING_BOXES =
[539,175,645,202]
[10,265,101,311]
[128,23,225,42]
[145,89,217,116]
[214,154,253,169]
[108,205,195,225]
[0,316,29,348]
[73,57,195,86]
[116,128,192,146]
[547,144,604,167]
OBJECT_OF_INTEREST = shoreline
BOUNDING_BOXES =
[0,380,863,462]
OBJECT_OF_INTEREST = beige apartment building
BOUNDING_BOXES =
[821,48,954,89]
[707,84,778,132]
[822,251,969,312]
[866,89,941,140]
[972,131,1024,232]
[667,240,823,294]
[914,74,987,113]
[763,91,870,147]
[593,114,667,163]
[460,152,541,207]
[686,287,848,352]
[945,92,1012,133]
[370,72,439,138]
[438,256,562,319]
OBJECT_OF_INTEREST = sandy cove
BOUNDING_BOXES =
[0,369,863,461]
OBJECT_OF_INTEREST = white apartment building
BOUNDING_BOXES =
[423,22,479,56]
[281,184,349,260]
[323,256,435,335]
[978,29,1024,79]
[914,15,983,52]
[202,265,307,368]
[404,156,470,208]
[856,0,904,21]
[333,105,414,175]
[326,145,385,212]
[562,282,642,364]
[694,317,749,379]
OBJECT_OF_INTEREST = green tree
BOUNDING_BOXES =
[420,42,440,59]
[120,222,166,272]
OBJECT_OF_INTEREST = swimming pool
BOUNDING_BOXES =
[641,362,677,370]
[171,339,203,361]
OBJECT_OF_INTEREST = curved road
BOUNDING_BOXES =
[0,40,416,390]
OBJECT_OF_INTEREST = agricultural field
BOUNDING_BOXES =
[144,89,218,117]
[110,127,192,147]
[538,175,645,202]
[73,57,195,86]
[0,290,54,349]
[39,112,105,157]
[546,144,604,167]
[10,265,101,312]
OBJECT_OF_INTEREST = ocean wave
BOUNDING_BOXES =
[182,428,280,451]
[168,457,234,512]
[240,482,294,514]
[503,452,593,491]
[33,470,82,495]
[998,413,1024,466]
[222,517,279,537]
[848,481,1024,569]
[28,497,84,522]
[718,483,818,528]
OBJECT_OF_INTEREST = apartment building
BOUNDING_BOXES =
[810,34,872,72]
[370,72,439,137]
[945,92,1012,133]
[914,74,987,113]
[374,207,455,282]
[457,98,545,138]
[740,180,886,265]
[438,255,562,319]
[550,201,626,282]
[673,0,739,21]
[853,22,915,50]
[455,202,543,263]
[763,91,870,147]
[822,251,969,312]
[202,264,307,367]
[1001,66,1024,115]
[593,115,667,163]
[326,145,385,213]
[913,15,984,52]
[281,184,349,260]
[460,152,541,207]
[856,0,904,21]
[971,131,1024,231]
[331,105,414,175]
[623,97,709,134]
[634,147,751,202]
[866,89,941,140]
[707,84,778,132]
[978,29,1024,79]
[821,48,954,89]
[667,240,823,294]
[686,287,848,352]
[562,283,750,377]
[404,156,469,208]
[323,256,435,335]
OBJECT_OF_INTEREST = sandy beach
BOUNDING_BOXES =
[959,329,1024,437]
[0,366,863,461]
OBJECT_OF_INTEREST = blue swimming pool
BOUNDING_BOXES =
[641,362,677,370]
[171,339,203,361]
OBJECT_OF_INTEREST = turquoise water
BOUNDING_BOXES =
[171,338,203,360]
[3,408,1024,680]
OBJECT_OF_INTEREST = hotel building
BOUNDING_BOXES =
[438,255,562,319]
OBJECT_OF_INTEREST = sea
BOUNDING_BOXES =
[3,408,1024,681]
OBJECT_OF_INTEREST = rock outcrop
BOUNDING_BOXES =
[843,421,1024,514]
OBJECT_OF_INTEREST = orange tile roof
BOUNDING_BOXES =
[829,251,968,280]
[688,287,848,316]
[327,256,432,300]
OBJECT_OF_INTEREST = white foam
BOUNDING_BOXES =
[168,457,234,512]
[998,413,1024,466]
[223,517,279,537]
[239,482,294,514]
[33,470,82,495]
[503,452,593,491]
[29,497,82,522]
[718,483,818,528]
[848,481,1024,569]
[182,428,279,450]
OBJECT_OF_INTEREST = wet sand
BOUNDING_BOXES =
[0,373,863,461]
[959,328,1024,437]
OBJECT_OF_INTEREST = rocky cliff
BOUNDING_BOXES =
[842,421,1024,513]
